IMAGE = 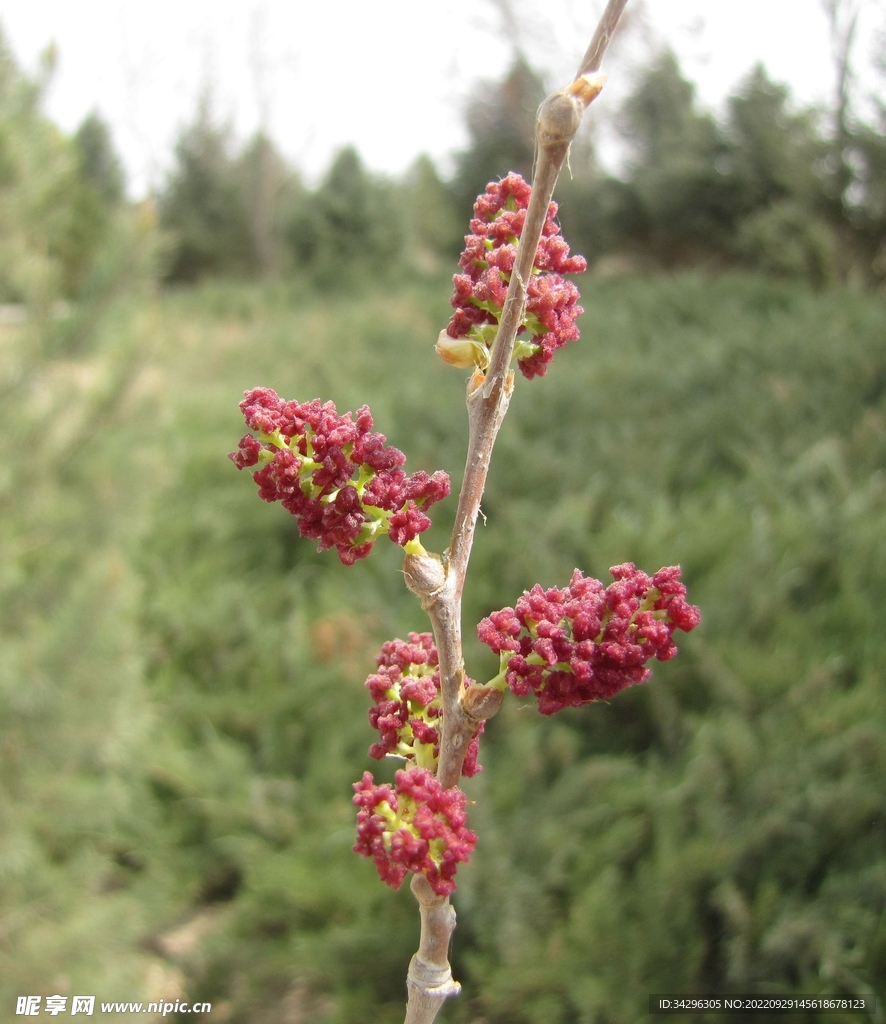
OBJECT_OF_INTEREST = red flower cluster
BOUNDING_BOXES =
[477,564,701,715]
[353,767,477,896]
[442,172,587,380]
[229,388,450,564]
[365,633,483,777]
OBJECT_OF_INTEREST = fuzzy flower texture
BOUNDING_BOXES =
[353,767,476,898]
[354,634,481,896]
[478,564,701,716]
[439,172,587,380]
[364,633,483,777]
[229,388,449,564]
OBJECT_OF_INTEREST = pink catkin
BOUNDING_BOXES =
[478,564,701,715]
[353,768,477,897]
[446,172,587,379]
[364,633,483,778]
[229,389,450,564]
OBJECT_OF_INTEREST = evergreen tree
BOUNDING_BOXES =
[75,111,125,205]
[726,66,827,214]
[451,54,546,221]
[159,99,256,282]
[402,153,463,269]
[616,48,734,265]
[849,115,886,280]
[286,145,404,288]
[50,111,129,296]
[725,66,837,286]
[235,130,303,279]
[0,31,75,303]
[840,32,886,284]
[0,33,135,303]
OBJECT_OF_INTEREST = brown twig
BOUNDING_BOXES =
[576,0,629,77]
[400,3,629,1020]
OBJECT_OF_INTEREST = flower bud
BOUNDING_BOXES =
[435,330,489,370]
[353,768,477,896]
[229,389,450,564]
[365,634,483,777]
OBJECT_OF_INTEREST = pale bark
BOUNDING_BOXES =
[399,2,630,1021]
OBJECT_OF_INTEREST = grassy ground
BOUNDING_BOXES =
[1,272,884,1022]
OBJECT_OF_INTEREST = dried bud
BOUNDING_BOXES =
[403,551,446,598]
[461,683,505,722]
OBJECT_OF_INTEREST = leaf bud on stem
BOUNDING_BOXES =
[403,547,446,604]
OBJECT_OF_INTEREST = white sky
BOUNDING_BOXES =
[0,0,883,197]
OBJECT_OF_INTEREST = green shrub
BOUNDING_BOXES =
[4,273,884,1021]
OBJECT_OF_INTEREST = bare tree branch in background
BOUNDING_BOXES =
[823,0,862,207]
[486,0,527,56]
[248,4,279,277]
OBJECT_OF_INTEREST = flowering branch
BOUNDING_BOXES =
[229,4,699,1022]
[398,2,631,1020]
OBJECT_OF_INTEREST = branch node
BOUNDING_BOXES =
[567,71,607,107]
[406,955,461,997]
[536,89,584,157]
[462,683,506,721]
[403,551,447,602]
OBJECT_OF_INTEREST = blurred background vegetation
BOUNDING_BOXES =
[1,15,885,1024]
